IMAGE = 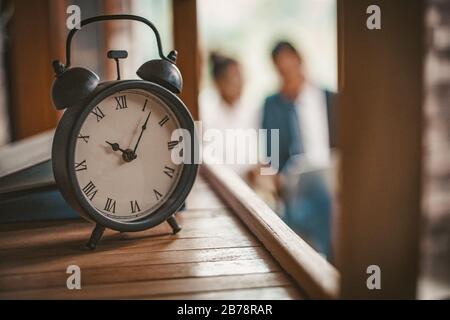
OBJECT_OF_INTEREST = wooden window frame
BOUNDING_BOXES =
[201,164,340,299]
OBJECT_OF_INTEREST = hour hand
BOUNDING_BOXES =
[106,141,136,162]
[106,141,126,153]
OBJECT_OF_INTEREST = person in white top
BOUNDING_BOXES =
[200,53,260,178]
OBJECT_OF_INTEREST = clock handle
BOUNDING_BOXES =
[64,14,171,69]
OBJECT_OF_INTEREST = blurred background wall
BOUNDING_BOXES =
[419,0,450,299]
[198,0,337,109]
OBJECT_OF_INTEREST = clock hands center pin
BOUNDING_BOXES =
[106,141,136,163]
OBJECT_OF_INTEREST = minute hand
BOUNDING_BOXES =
[132,111,151,156]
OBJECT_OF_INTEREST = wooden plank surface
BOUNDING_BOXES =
[202,165,340,300]
[0,177,303,300]
[2,274,299,300]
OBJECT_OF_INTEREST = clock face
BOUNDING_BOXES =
[73,89,184,222]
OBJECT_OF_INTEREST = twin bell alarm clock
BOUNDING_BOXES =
[50,15,198,249]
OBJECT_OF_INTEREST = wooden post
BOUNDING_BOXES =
[336,0,424,299]
[7,0,66,140]
[172,0,200,120]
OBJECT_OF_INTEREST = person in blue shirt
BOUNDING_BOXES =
[261,41,336,258]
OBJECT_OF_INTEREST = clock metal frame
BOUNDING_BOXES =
[52,80,198,234]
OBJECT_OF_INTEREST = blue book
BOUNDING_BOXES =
[0,132,79,222]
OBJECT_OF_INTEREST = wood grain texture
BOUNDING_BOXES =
[0,247,269,276]
[172,0,200,120]
[202,164,340,299]
[7,0,62,140]
[0,259,279,291]
[157,286,303,300]
[0,211,245,250]
[1,273,297,300]
[0,178,303,300]
[337,0,423,299]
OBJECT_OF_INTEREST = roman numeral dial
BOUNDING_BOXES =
[91,106,105,122]
[75,160,87,172]
[168,140,180,150]
[74,90,183,222]
[82,181,98,201]
[104,198,117,213]
[154,189,163,201]
[159,115,170,127]
[130,200,141,214]
[78,134,90,143]
[142,99,148,112]
[115,95,128,110]
[164,166,175,179]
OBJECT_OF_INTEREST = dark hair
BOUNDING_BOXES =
[209,52,238,80]
[271,41,302,62]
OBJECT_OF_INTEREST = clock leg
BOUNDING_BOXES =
[167,216,182,235]
[86,224,105,250]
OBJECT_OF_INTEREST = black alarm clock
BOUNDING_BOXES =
[51,15,198,249]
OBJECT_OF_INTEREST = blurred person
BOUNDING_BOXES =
[261,41,336,258]
[200,53,260,177]
[200,53,279,210]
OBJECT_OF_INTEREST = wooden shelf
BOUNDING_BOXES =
[0,175,304,300]
[202,164,340,300]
